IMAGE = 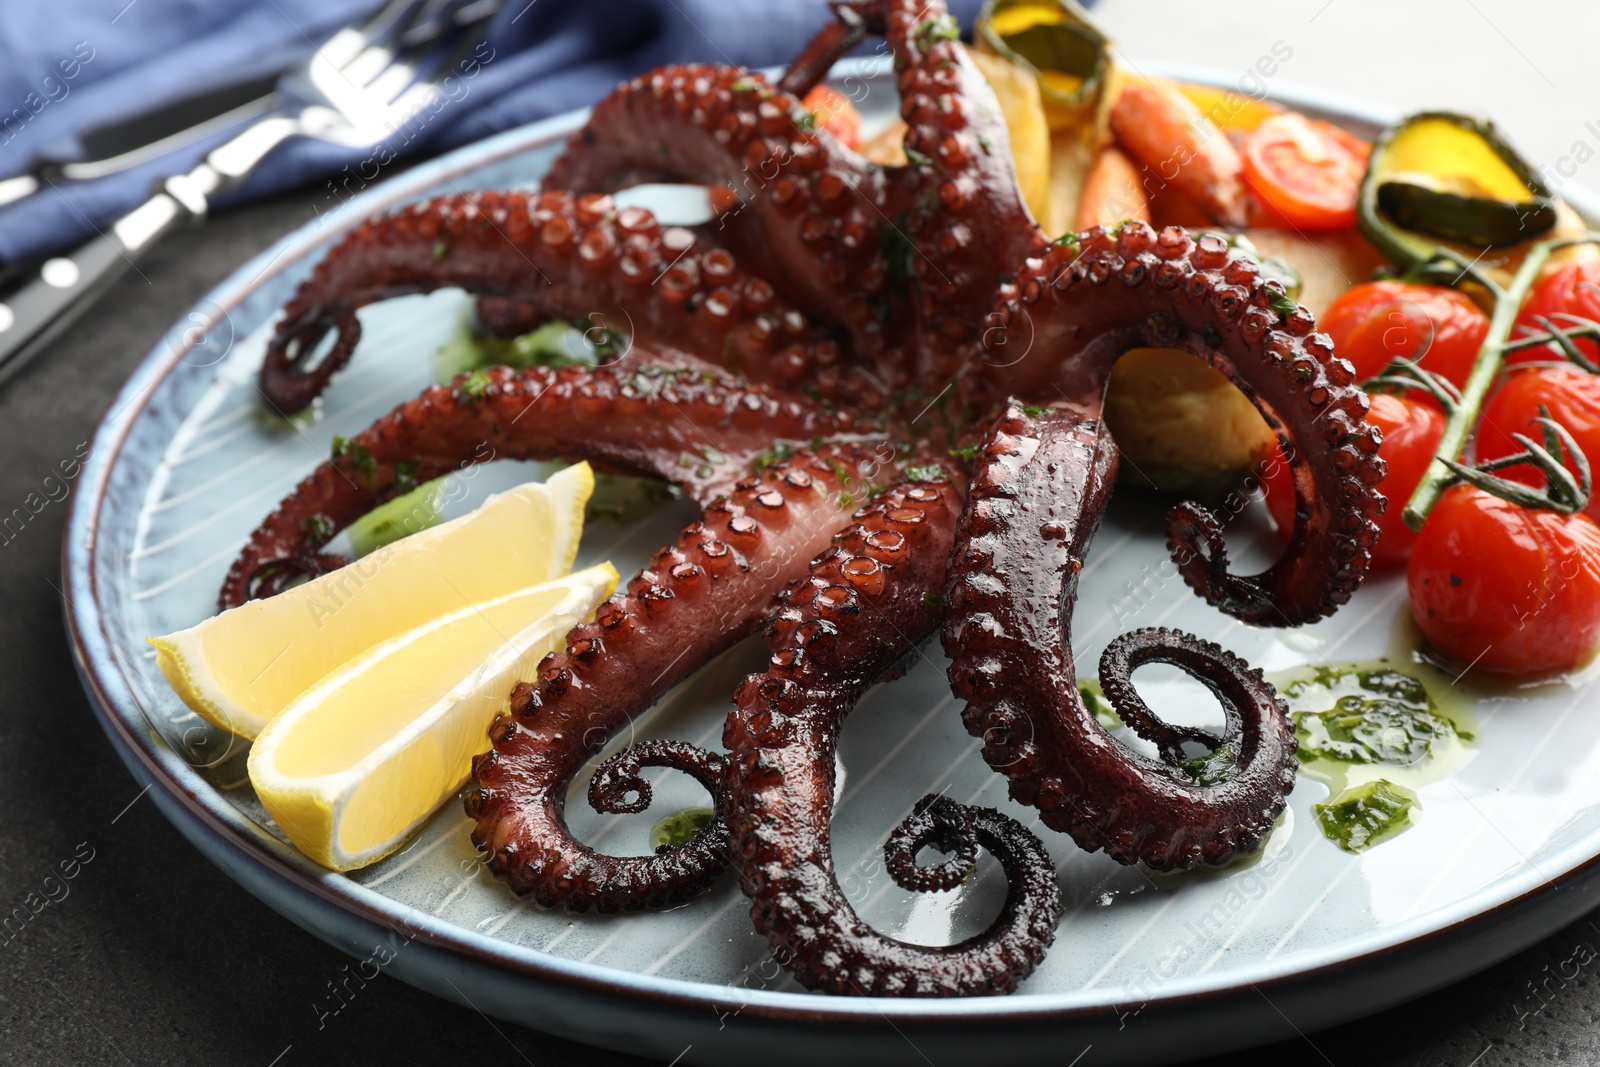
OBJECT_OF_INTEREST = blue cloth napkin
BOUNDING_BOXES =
[0,0,987,264]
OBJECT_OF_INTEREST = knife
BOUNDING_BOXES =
[0,71,283,213]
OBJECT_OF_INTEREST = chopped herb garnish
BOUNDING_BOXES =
[730,76,759,93]
[751,442,798,475]
[1078,681,1121,731]
[904,463,944,483]
[921,592,944,609]
[430,240,449,259]
[348,480,445,557]
[585,474,675,525]
[903,146,932,168]
[1314,779,1417,853]
[458,369,494,400]
[1286,668,1455,767]
[1179,746,1239,786]
[949,443,979,463]
[393,458,421,495]
[913,14,960,49]
[433,316,594,383]
[1267,289,1301,319]
[649,808,715,851]
[329,436,377,486]
[301,513,335,544]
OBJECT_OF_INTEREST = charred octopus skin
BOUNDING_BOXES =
[225,0,1385,995]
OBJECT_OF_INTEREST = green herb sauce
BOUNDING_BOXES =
[583,475,676,527]
[1270,659,1477,853]
[433,315,601,383]
[650,808,715,851]
[1313,779,1417,853]
[1078,679,1122,731]
[347,479,446,557]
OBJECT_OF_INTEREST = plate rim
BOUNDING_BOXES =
[60,54,1600,1034]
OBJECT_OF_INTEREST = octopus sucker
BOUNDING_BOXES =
[222,0,1389,996]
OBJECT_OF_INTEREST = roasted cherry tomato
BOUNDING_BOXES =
[802,85,861,150]
[1318,280,1490,389]
[1263,392,1443,567]
[1508,260,1600,368]
[1407,485,1600,675]
[1241,113,1371,230]
[1475,366,1600,521]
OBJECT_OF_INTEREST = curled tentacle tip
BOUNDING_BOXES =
[884,794,980,893]
[233,552,349,608]
[259,307,361,415]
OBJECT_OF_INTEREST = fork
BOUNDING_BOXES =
[0,0,504,383]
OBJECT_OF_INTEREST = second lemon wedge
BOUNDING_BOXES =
[247,563,617,871]
[150,463,594,740]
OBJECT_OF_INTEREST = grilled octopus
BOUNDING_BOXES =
[225,0,1383,996]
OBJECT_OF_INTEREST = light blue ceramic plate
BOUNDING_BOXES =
[63,58,1600,1066]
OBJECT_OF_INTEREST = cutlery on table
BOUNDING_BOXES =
[0,0,504,385]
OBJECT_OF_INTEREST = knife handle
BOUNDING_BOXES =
[0,190,195,384]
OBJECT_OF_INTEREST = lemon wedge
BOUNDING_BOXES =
[150,463,594,740]
[247,562,618,871]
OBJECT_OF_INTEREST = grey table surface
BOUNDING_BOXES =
[5,0,1600,1064]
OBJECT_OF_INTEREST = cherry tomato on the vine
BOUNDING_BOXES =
[1263,392,1443,567]
[1509,260,1600,368]
[1241,114,1370,230]
[1318,281,1491,390]
[1407,486,1600,675]
[1475,366,1600,522]
[801,86,862,150]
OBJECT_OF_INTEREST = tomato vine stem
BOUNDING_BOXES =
[1400,238,1600,530]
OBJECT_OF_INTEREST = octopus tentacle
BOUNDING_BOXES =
[221,363,871,609]
[258,190,877,412]
[977,222,1386,625]
[216,0,1395,988]
[544,66,901,380]
[725,476,1062,996]
[777,2,867,98]
[587,740,725,821]
[875,0,1048,382]
[469,444,914,911]
[945,403,1297,870]
[473,294,547,339]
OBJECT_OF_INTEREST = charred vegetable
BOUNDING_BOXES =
[1359,112,1557,267]
[976,0,1110,131]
